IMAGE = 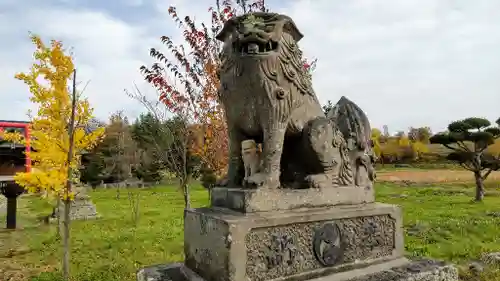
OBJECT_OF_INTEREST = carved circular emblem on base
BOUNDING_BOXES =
[313,223,344,266]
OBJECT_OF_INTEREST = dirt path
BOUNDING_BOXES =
[376,169,500,183]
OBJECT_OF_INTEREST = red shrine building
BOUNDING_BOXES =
[0,120,31,177]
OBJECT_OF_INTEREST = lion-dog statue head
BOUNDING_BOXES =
[216,12,317,106]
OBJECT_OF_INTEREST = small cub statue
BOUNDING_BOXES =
[241,140,261,186]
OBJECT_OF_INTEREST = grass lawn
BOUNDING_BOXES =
[1,182,500,281]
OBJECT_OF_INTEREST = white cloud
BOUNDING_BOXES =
[284,0,500,132]
[1,0,499,134]
[0,4,157,122]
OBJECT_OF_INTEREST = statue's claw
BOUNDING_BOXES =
[246,172,280,189]
[305,173,338,189]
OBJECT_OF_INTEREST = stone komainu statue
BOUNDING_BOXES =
[216,12,374,189]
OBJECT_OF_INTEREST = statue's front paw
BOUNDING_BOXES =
[305,173,337,189]
[246,173,280,189]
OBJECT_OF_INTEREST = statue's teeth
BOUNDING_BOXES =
[248,43,259,54]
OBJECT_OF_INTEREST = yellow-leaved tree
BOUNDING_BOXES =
[371,128,382,159]
[411,141,429,159]
[1,34,104,280]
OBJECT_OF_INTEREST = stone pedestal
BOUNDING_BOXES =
[138,259,458,281]
[184,202,404,281]
[210,186,374,213]
[137,186,458,281]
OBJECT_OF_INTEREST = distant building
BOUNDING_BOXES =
[0,120,31,175]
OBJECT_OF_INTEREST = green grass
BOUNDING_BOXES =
[0,183,499,280]
[377,182,500,262]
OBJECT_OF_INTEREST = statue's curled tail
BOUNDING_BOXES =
[327,96,376,188]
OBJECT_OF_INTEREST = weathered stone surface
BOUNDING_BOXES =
[184,209,232,281]
[481,252,500,266]
[343,259,458,281]
[467,261,484,275]
[245,212,399,281]
[211,186,374,213]
[184,203,404,281]
[216,12,374,190]
[137,259,458,281]
[137,263,204,281]
[327,96,376,189]
[0,196,5,214]
[57,193,99,221]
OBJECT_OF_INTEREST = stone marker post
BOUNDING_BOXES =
[55,185,99,221]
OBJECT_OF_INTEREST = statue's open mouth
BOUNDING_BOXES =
[235,40,278,55]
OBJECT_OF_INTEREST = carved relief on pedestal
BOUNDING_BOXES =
[312,223,344,267]
[245,215,395,281]
[264,234,298,269]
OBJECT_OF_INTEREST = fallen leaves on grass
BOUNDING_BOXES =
[0,260,55,281]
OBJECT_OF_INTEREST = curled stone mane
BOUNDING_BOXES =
[262,32,318,124]
[219,29,320,125]
[259,31,316,98]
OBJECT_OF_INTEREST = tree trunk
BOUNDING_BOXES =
[56,200,61,238]
[182,179,190,209]
[61,68,77,280]
[62,199,71,280]
[474,171,484,202]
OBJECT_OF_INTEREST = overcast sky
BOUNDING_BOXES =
[1,0,499,134]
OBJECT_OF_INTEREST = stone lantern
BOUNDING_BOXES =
[0,178,25,229]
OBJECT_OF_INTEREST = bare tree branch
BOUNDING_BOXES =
[125,85,196,208]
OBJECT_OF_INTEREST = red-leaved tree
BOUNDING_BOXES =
[139,0,317,178]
